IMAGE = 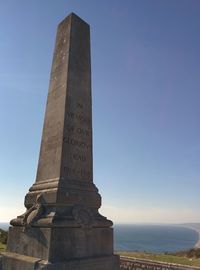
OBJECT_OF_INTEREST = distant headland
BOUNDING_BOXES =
[180,223,200,248]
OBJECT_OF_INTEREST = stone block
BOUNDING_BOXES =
[1,252,119,270]
[7,226,113,262]
[1,252,41,270]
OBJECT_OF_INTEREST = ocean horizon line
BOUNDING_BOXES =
[0,222,199,253]
[1,221,200,226]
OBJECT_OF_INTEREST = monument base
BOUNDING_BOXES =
[6,226,113,261]
[0,226,119,269]
[0,252,120,270]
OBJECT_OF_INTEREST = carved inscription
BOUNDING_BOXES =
[64,167,91,178]
[65,125,90,136]
[63,137,91,149]
[70,153,86,162]
[63,101,92,180]
[66,111,91,126]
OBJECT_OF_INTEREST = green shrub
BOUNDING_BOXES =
[0,229,8,244]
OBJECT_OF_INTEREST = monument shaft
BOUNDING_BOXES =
[0,13,119,270]
[37,14,92,183]
[25,15,98,213]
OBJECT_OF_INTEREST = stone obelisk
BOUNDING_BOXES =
[0,13,119,270]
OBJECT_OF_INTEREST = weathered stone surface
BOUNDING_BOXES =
[120,257,200,270]
[36,12,93,184]
[7,226,113,262]
[1,253,119,270]
[1,12,119,270]
[1,252,41,270]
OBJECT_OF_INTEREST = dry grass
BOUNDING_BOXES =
[0,243,6,252]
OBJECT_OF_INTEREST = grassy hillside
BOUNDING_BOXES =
[174,248,200,258]
[118,250,200,267]
[0,228,7,251]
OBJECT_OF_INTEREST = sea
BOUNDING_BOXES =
[0,223,198,253]
[114,224,198,253]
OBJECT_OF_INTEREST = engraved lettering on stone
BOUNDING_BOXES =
[76,127,90,136]
[64,126,90,137]
[63,137,91,149]
[70,153,86,162]
[77,102,83,109]
[66,111,91,126]
[65,125,75,133]
[64,167,91,178]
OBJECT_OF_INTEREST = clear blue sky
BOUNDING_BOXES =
[0,0,200,223]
